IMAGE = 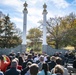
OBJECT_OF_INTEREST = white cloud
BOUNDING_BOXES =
[11,17,23,23]
[0,0,44,31]
[10,17,23,31]
[0,0,22,6]
[27,7,42,25]
[27,0,46,5]
[0,0,23,12]
[27,0,37,5]
[28,15,41,26]
[0,0,72,32]
[47,11,55,18]
[50,0,69,8]
[28,7,42,16]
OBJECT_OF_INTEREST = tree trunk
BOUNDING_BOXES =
[55,40,59,49]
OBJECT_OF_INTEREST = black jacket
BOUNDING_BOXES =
[73,59,76,68]
[4,67,21,75]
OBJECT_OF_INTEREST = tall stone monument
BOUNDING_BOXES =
[42,3,48,53]
[22,2,28,52]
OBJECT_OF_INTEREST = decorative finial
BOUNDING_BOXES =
[23,1,28,10]
[43,3,47,9]
[43,3,47,12]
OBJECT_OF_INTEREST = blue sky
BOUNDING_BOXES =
[0,0,76,32]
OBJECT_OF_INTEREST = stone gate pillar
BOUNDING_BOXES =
[22,2,28,52]
[42,3,48,53]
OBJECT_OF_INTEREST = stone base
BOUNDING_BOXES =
[42,45,48,54]
[21,44,26,53]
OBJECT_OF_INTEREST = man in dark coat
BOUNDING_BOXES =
[22,54,33,69]
[4,60,21,75]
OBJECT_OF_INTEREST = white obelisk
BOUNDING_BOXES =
[22,2,28,52]
[42,3,48,53]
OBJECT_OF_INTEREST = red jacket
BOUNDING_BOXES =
[0,56,10,72]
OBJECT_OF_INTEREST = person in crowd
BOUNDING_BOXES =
[30,64,38,75]
[4,59,21,75]
[18,56,23,66]
[59,52,65,65]
[0,70,4,75]
[51,57,69,75]
[6,55,13,70]
[38,55,45,71]
[21,53,26,62]
[37,62,51,75]
[21,62,32,75]
[49,56,56,70]
[25,62,32,75]
[45,56,51,70]
[53,52,59,57]
[64,51,69,66]
[22,54,33,69]
[33,54,40,63]
[44,54,47,62]
[46,56,50,63]
[66,58,76,75]
[16,52,20,58]
[73,58,76,69]
[67,52,75,64]
[14,58,22,70]
[52,65,64,75]
[0,55,11,72]
[30,49,34,54]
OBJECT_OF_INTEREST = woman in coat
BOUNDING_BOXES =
[37,62,51,75]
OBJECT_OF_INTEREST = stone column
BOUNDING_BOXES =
[22,2,28,52]
[42,3,48,53]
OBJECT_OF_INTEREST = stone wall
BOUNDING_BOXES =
[0,45,69,56]
[0,45,25,55]
[47,45,69,55]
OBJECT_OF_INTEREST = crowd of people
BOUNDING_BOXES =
[0,50,76,75]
